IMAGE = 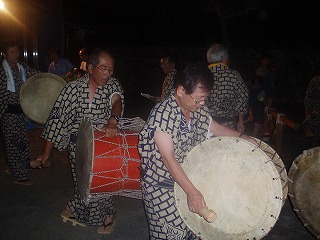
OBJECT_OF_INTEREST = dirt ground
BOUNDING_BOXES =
[0,119,318,239]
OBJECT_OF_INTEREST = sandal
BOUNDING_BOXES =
[97,219,115,234]
[61,210,86,227]
[30,159,51,169]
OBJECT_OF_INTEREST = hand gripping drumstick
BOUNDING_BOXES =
[200,208,217,223]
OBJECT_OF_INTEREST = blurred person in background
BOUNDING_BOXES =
[206,43,249,132]
[303,75,320,142]
[48,47,74,78]
[79,47,91,76]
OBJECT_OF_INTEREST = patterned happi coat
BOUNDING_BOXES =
[207,63,248,128]
[138,93,212,239]
[0,62,40,180]
[42,74,124,226]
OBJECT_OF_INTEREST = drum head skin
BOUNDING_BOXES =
[174,137,286,240]
[288,147,320,239]
[75,117,94,203]
[20,73,66,125]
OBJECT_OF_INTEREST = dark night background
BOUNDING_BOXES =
[61,0,320,48]
[61,0,320,120]
[2,0,320,120]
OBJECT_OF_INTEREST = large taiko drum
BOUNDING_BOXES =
[75,118,142,203]
[288,147,320,239]
[20,73,66,125]
[174,136,288,240]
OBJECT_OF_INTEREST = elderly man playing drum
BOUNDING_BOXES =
[138,63,256,239]
[34,48,124,234]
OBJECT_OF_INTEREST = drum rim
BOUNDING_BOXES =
[288,146,320,238]
[254,137,288,204]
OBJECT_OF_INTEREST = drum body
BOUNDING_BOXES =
[76,118,141,203]
[288,147,320,239]
[20,73,66,124]
[174,137,287,240]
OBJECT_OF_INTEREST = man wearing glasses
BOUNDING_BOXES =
[138,64,255,239]
[33,48,124,234]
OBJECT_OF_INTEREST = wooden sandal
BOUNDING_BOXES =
[14,178,33,186]
[61,210,86,227]
[30,159,51,169]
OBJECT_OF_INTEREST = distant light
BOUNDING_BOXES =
[0,1,5,10]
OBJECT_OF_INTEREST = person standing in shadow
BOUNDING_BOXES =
[48,47,74,78]
[79,47,91,77]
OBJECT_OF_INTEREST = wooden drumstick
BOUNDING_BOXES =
[200,208,217,223]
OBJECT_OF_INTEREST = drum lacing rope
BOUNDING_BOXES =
[80,117,143,201]
[92,130,140,184]
[88,124,141,200]
[91,117,145,132]
[88,189,142,201]
[118,117,145,131]
[91,117,141,186]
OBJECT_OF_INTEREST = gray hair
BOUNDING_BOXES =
[89,48,114,66]
[206,43,228,64]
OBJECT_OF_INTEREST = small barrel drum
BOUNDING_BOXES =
[174,136,288,240]
[75,118,142,203]
[288,147,320,239]
[20,73,66,125]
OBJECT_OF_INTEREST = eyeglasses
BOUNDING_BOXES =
[189,94,207,105]
[93,64,113,73]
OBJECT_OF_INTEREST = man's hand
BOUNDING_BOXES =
[187,188,207,216]
[100,124,118,138]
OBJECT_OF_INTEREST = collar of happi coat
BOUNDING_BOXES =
[208,62,229,70]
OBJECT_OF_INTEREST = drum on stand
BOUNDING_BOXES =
[288,147,320,239]
[20,73,66,125]
[174,137,288,240]
[75,118,142,204]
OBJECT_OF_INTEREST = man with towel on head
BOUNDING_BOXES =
[0,40,41,185]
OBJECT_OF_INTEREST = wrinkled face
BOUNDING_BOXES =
[88,53,114,87]
[4,46,19,65]
[177,83,209,112]
[160,57,174,74]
